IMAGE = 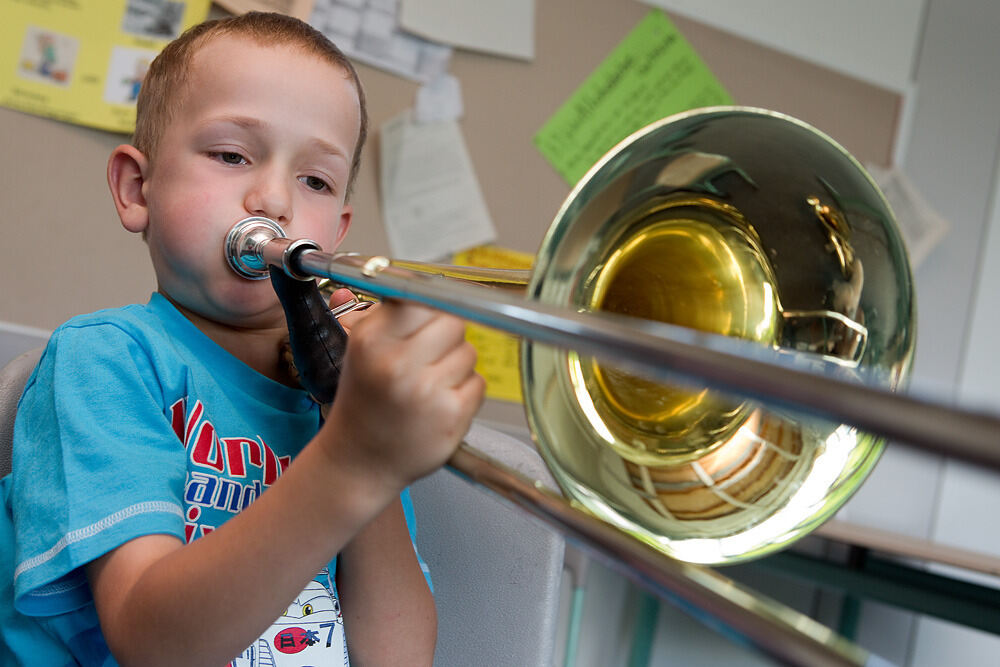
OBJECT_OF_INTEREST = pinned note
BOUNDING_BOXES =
[380,111,496,261]
[534,10,732,185]
[310,0,451,82]
[453,246,536,403]
[399,0,535,61]
[414,73,464,123]
[867,165,951,269]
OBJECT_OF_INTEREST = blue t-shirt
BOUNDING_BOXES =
[0,293,427,666]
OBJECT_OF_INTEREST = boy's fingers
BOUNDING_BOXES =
[380,300,445,339]
[326,287,358,308]
[403,313,468,364]
[453,370,487,413]
[431,340,479,389]
[418,311,466,343]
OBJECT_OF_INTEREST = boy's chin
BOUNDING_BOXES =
[163,286,285,331]
[217,295,286,329]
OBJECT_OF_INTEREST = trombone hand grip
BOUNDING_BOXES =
[269,268,347,404]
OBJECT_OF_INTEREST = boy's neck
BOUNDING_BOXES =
[161,291,297,387]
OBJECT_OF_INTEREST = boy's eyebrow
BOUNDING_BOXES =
[309,137,351,163]
[198,114,265,135]
[200,114,351,162]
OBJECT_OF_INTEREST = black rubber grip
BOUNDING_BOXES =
[269,267,347,404]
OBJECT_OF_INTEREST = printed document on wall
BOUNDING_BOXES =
[310,0,451,82]
[380,112,496,262]
[399,0,535,61]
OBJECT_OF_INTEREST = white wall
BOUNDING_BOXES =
[959,140,1000,414]
[907,37,1000,663]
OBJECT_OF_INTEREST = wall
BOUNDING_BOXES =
[904,3,1000,664]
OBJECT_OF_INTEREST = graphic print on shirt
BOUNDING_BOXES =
[229,568,349,667]
[170,397,292,542]
[171,398,349,665]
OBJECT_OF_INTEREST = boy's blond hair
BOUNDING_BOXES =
[133,11,368,199]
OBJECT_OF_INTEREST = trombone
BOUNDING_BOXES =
[224,107,1000,666]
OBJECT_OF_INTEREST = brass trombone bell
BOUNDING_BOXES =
[522,106,914,565]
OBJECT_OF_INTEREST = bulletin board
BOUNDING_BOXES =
[0,0,901,427]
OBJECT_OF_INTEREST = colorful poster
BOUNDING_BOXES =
[1,0,211,134]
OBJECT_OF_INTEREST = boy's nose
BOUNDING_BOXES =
[245,171,292,223]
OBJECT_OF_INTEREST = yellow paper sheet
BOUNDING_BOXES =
[453,245,535,404]
[0,0,211,134]
[534,10,732,185]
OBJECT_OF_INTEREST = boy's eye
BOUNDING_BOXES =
[302,175,330,192]
[219,152,246,165]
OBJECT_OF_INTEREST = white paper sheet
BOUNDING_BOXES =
[399,0,534,61]
[310,0,451,82]
[867,165,950,268]
[379,112,496,261]
[414,73,463,123]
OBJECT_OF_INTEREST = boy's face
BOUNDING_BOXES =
[138,36,360,329]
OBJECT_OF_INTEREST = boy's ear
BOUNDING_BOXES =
[333,204,353,249]
[107,144,150,234]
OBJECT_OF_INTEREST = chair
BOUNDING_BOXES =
[410,421,566,667]
[0,348,42,478]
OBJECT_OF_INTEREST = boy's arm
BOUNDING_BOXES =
[310,289,436,665]
[86,301,483,667]
[87,430,396,667]
[336,498,437,665]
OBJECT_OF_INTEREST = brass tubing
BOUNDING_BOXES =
[448,443,869,667]
[290,246,1000,471]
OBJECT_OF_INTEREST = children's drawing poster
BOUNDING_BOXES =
[1,0,211,134]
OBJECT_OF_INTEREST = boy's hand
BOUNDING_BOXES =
[322,300,485,493]
[326,287,370,336]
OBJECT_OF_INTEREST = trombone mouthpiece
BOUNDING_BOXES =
[224,217,321,281]
[225,217,286,280]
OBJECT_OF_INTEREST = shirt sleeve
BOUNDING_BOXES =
[400,486,432,592]
[10,321,188,616]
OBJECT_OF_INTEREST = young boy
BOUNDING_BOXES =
[0,11,484,666]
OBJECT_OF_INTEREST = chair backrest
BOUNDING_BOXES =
[410,421,565,667]
[0,348,42,478]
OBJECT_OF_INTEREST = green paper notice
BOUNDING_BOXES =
[534,11,733,185]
